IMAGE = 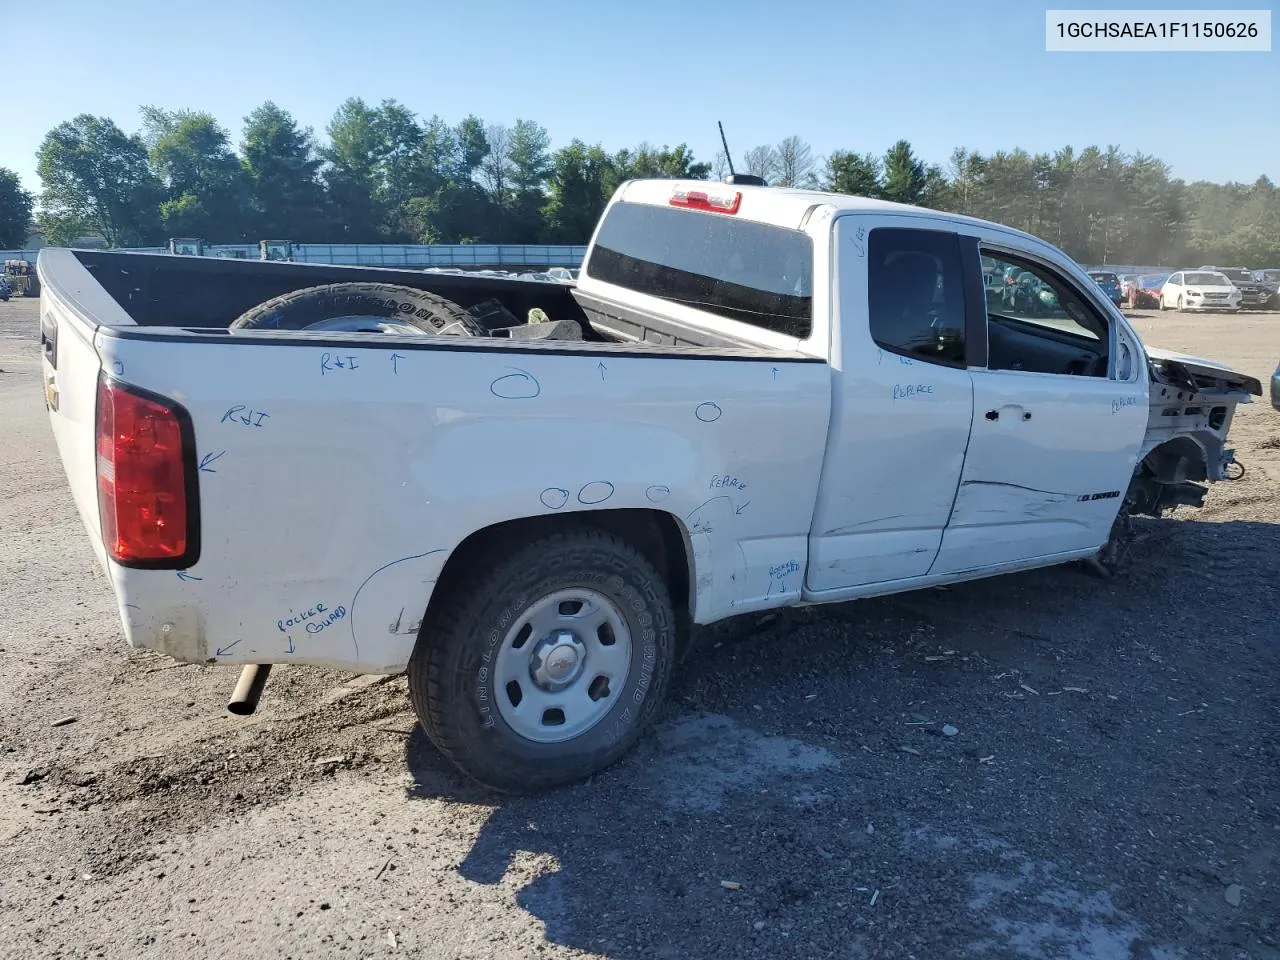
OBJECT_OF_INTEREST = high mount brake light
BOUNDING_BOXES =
[96,373,198,567]
[669,187,742,215]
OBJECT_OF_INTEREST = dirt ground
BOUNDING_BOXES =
[1,295,1277,960]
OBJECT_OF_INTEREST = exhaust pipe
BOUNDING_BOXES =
[228,664,272,715]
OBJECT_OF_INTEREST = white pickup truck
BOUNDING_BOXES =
[38,179,1261,791]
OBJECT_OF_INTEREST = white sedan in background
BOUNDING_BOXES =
[1159,270,1242,312]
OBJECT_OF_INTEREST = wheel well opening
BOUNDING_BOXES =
[428,509,693,651]
[1142,436,1208,484]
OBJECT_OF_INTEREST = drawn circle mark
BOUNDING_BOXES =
[540,488,570,509]
[577,481,614,505]
[695,402,722,423]
[645,485,671,503]
[490,368,541,400]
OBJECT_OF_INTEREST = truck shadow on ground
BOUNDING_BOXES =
[402,517,1280,960]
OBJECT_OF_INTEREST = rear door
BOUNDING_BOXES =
[806,219,980,591]
[929,242,1148,574]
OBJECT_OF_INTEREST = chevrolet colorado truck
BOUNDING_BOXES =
[37,179,1261,791]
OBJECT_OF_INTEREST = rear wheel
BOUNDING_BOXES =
[229,282,483,336]
[409,526,676,792]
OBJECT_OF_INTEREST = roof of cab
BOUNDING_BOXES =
[615,178,1047,250]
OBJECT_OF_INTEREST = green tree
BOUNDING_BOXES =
[918,164,949,210]
[143,107,249,239]
[825,150,881,197]
[322,98,387,240]
[373,99,428,239]
[542,140,612,243]
[881,139,927,205]
[36,114,163,247]
[0,168,34,248]
[612,142,710,181]
[507,119,551,192]
[506,119,552,243]
[240,101,329,240]
[607,142,711,200]
[453,115,490,181]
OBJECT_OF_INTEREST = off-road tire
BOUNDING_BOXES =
[229,282,483,336]
[408,526,677,793]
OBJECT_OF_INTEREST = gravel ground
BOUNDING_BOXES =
[0,295,1277,960]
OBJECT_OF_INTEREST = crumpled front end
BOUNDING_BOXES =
[1134,348,1261,515]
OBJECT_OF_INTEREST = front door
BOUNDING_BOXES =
[930,245,1148,575]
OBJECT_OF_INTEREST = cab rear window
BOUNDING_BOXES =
[584,201,813,338]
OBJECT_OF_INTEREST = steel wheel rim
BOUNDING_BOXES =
[302,315,431,334]
[493,587,633,744]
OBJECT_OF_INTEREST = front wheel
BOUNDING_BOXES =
[1176,295,1185,312]
[1080,496,1137,579]
[409,526,676,792]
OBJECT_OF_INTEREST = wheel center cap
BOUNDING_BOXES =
[545,644,580,680]
[530,631,587,690]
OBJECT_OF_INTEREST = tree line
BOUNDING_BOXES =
[1,98,1276,269]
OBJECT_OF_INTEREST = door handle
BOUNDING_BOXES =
[984,408,1032,422]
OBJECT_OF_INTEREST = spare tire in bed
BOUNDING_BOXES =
[229,282,484,336]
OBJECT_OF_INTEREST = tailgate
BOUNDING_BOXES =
[39,254,112,571]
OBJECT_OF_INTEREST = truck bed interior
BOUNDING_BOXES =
[69,250,758,352]
[74,250,594,333]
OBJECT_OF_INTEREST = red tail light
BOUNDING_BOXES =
[96,373,198,567]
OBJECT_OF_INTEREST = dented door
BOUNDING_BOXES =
[929,244,1148,574]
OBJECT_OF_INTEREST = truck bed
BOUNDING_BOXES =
[38,248,833,673]
[74,249,591,332]
[68,250,766,352]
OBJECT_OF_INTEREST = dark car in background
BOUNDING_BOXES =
[1254,268,1280,307]
[1202,266,1272,309]
[1088,271,1124,306]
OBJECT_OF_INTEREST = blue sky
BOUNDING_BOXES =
[7,0,1277,197]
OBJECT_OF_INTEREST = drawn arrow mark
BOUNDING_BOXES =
[215,638,242,656]
[597,361,607,381]
[735,501,751,515]
[176,570,203,582]
[198,451,226,473]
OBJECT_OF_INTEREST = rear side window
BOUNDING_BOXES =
[867,227,967,367]
[585,201,813,338]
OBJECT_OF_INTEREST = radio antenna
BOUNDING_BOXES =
[717,121,736,176]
